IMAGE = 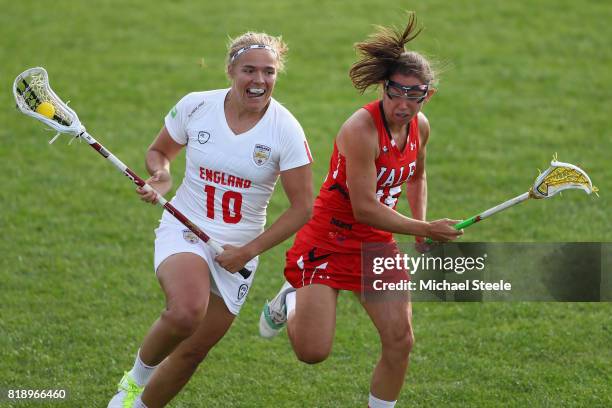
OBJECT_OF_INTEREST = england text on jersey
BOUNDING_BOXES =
[199,166,252,189]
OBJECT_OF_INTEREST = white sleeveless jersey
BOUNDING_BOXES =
[161,89,313,246]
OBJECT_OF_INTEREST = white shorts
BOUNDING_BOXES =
[153,222,258,315]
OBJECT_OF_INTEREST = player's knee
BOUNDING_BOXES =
[162,304,206,338]
[295,349,330,364]
[381,326,414,360]
[288,327,332,364]
[293,344,331,364]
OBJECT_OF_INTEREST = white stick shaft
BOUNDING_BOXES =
[75,131,249,275]
[77,132,236,267]
[479,192,530,220]
[80,131,167,205]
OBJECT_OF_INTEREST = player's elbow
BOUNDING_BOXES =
[292,201,313,226]
[352,208,367,224]
[352,202,377,224]
[304,205,313,222]
[298,205,313,225]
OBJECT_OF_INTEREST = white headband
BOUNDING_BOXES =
[230,44,276,63]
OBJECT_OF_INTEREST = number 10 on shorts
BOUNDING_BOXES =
[204,185,243,224]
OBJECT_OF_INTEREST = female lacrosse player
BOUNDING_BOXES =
[259,15,462,408]
[108,32,313,408]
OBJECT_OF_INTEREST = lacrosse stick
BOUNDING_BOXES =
[426,157,598,243]
[13,67,251,279]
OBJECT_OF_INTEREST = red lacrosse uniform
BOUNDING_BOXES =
[284,100,420,291]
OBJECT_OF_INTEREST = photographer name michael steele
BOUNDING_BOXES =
[372,279,512,292]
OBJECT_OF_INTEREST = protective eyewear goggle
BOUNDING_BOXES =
[384,80,429,103]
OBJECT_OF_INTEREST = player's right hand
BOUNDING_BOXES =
[136,169,172,204]
[426,218,464,242]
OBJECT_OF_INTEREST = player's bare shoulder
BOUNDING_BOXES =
[417,111,431,148]
[337,108,378,154]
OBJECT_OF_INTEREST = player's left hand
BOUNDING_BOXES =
[215,245,252,273]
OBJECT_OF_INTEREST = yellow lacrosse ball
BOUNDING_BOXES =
[35,102,55,119]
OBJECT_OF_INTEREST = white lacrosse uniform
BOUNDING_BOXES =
[154,88,312,314]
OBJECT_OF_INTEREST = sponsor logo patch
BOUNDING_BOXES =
[330,217,353,231]
[252,144,271,166]
[182,229,199,244]
[237,283,249,300]
[198,131,210,144]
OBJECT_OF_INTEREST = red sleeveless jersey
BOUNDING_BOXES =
[297,100,420,253]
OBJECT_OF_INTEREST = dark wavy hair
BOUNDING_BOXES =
[349,13,435,93]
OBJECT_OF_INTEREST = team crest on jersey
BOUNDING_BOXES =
[252,144,271,166]
[182,229,199,244]
[410,142,416,151]
[237,284,249,300]
[198,131,210,144]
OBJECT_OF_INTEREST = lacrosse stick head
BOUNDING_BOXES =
[530,160,598,199]
[13,67,84,137]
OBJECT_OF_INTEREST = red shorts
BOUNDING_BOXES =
[283,235,408,292]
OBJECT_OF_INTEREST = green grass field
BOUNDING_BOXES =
[1,0,611,406]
